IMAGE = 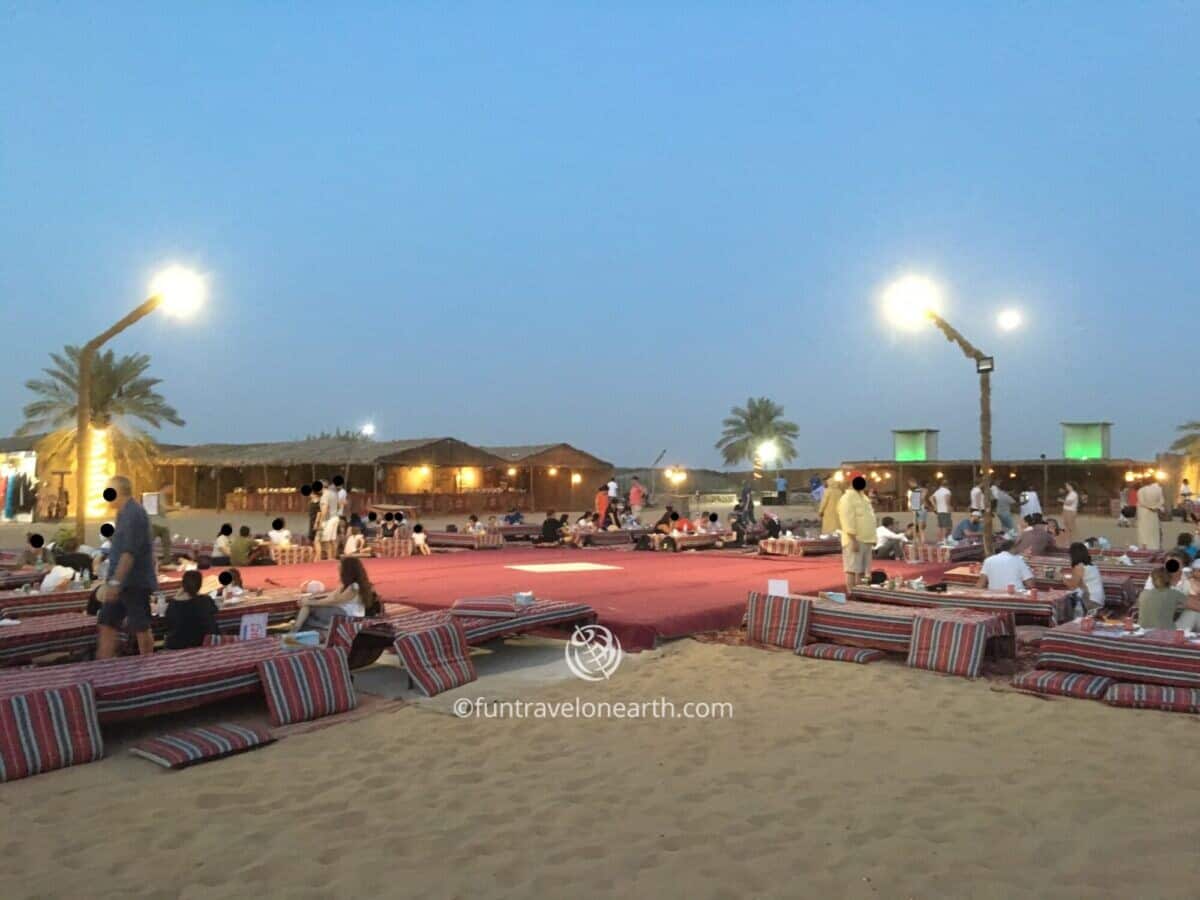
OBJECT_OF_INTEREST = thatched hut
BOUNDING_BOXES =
[482,443,614,512]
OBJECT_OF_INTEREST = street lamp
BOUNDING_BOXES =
[361,422,376,438]
[881,273,1016,555]
[74,265,207,544]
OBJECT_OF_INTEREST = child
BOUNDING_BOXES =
[268,518,292,546]
[412,524,431,556]
[381,512,398,538]
[466,515,487,534]
[164,570,219,650]
[343,525,370,557]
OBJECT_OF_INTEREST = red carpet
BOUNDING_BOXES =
[241,548,949,651]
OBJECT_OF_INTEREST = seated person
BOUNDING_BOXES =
[1137,567,1188,630]
[1060,541,1106,615]
[207,568,245,606]
[465,515,487,535]
[343,526,370,557]
[537,510,562,544]
[292,557,381,633]
[1009,514,1056,557]
[211,523,234,564]
[620,508,641,529]
[874,516,909,559]
[951,511,983,542]
[654,506,677,535]
[668,511,694,534]
[362,513,379,540]
[1175,531,1199,561]
[411,524,431,556]
[701,512,723,534]
[486,515,499,531]
[267,517,292,547]
[976,547,1035,592]
[21,534,53,567]
[380,512,398,538]
[164,569,219,650]
[759,513,781,540]
[503,507,525,525]
[230,525,266,566]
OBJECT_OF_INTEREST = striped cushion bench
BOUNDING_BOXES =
[129,723,275,769]
[393,620,477,697]
[450,597,519,619]
[269,545,316,566]
[371,537,413,558]
[0,683,104,782]
[745,592,812,651]
[257,647,357,726]
[798,643,886,664]
[906,614,990,679]
[1011,669,1113,700]
[1104,683,1200,713]
[202,634,242,646]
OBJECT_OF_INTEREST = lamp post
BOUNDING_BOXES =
[74,266,206,545]
[882,276,1019,556]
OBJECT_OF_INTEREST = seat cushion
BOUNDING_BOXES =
[745,592,812,651]
[450,597,519,619]
[798,642,886,664]
[257,647,357,726]
[1104,683,1200,713]
[906,614,989,679]
[129,723,275,769]
[202,634,241,646]
[0,682,104,782]
[1012,669,1113,700]
[393,620,477,697]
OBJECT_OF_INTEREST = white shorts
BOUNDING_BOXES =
[321,519,341,541]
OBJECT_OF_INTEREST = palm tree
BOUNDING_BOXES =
[18,345,184,481]
[715,397,799,467]
[1171,421,1200,457]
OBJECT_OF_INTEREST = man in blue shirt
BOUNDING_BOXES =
[951,510,984,542]
[775,474,788,505]
[97,475,158,658]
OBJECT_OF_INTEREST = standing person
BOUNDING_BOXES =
[810,477,825,506]
[992,483,1017,535]
[628,477,646,517]
[775,473,788,505]
[304,483,321,543]
[1062,482,1080,544]
[738,481,755,526]
[96,476,157,658]
[317,481,341,560]
[818,476,842,536]
[931,480,953,542]
[1020,486,1042,519]
[1137,478,1166,550]
[606,475,619,508]
[969,480,985,515]
[594,485,610,526]
[907,479,927,542]
[837,474,876,591]
[1180,478,1194,521]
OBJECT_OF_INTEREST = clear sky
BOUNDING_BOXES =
[1,2,1196,468]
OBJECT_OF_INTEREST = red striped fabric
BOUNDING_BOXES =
[450,597,519,619]
[1104,682,1200,713]
[798,643,886,664]
[425,532,504,550]
[745,592,812,650]
[1037,623,1200,687]
[906,615,990,678]
[0,682,104,782]
[851,584,1071,626]
[129,723,274,768]
[758,537,840,557]
[370,537,413,558]
[257,647,357,726]
[1011,669,1113,700]
[393,619,477,697]
[905,542,984,564]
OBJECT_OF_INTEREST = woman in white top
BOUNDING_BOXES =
[211,524,234,563]
[293,557,380,633]
[1061,541,1105,617]
[1061,483,1080,544]
[267,517,292,547]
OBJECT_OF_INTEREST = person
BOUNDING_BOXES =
[1010,514,1056,557]
[969,481,985,515]
[380,512,399,539]
[907,479,927,541]
[668,511,694,533]
[976,545,1035,592]
[702,512,723,534]
[818,477,842,536]
[629,477,646,517]
[735,481,755,528]
[1137,567,1188,631]
[775,473,788,505]
[466,514,487,535]
[316,480,341,560]
[951,510,983,542]
[607,476,619,506]
[230,525,263,566]
[293,556,380,634]
[654,506,676,535]
[211,567,245,604]
[21,533,53,567]
[874,516,908,560]
[503,507,524,525]
[211,523,234,565]
[1180,478,1194,521]
[991,484,1017,534]
[1061,541,1106,616]
[930,480,953,541]
[1172,531,1198,561]
[1061,482,1080,544]
[96,475,157,658]
[411,523,431,556]
[1019,487,1043,519]
[538,510,562,545]
[268,517,292,547]
[760,512,782,540]
[837,474,877,591]
[1137,478,1166,550]
[343,526,370,557]
[595,486,610,526]
[164,569,219,650]
[621,507,641,529]
[810,477,825,506]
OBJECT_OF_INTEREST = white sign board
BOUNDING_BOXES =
[239,613,269,641]
[767,579,790,598]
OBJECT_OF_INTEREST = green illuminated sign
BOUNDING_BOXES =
[1063,424,1106,460]
[894,432,928,462]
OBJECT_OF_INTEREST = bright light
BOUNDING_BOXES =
[663,467,675,480]
[570,472,582,485]
[85,427,113,518]
[418,465,431,476]
[506,467,517,477]
[997,308,1022,332]
[757,440,779,465]
[1155,470,1167,481]
[361,422,376,438]
[833,471,845,483]
[548,467,558,477]
[151,265,206,318]
[1124,471,1135,483]
[881,274,943,331]
[668,469,687,485]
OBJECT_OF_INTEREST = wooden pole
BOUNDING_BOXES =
[980,370,993,556]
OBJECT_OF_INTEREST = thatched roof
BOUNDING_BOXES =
[483,443,612,469]
[159,438,449,467]
[373,438,505,468]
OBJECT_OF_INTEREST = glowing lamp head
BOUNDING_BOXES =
[151,265,206,318]
[1155,470,1167,481]
[418,465,431,476]
[506,467,517,477]
[997,308,1022,332]
[548,467,558,477]
[361,422,376,438]
[881,274,943,331]
[757,440,779,465]
[570,472,582,485]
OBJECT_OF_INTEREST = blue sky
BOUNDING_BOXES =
[1,2,1196,468]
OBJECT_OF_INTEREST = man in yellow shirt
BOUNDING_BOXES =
[817,476,843,535]
[837,473,877,590]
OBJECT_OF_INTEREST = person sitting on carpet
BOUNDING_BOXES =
[699,512,723,534]
[873,516,909,559]
[230,525,267,566]
[951,510,983,542]
[411,524,431,556]
[1060,541,1106,616]
[654,506,676,534]
[976,546,1035,592]
[292,556,380,634]
[503,507,524,525]
[668,511,694,534]
[538,510,562,545]
[1136,567,1187,631]
[343,525,370,557]
[267,518,292,547]
[621,508,642,529]
[759,512,782,540]
[380,512,398,539]
[211,523,234,565]
[1175,531,1199,561]
[466,515,487,535]
[1009,514,1056,557]
[164,569,219,650]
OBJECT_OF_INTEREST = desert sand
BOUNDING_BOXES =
[4,635,1199,899]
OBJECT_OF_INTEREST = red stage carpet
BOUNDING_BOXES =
[241,548,949,651]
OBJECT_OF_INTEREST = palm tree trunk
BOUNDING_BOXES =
[980,370,993,556]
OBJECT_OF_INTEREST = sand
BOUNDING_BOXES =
[4,638,1199,899]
